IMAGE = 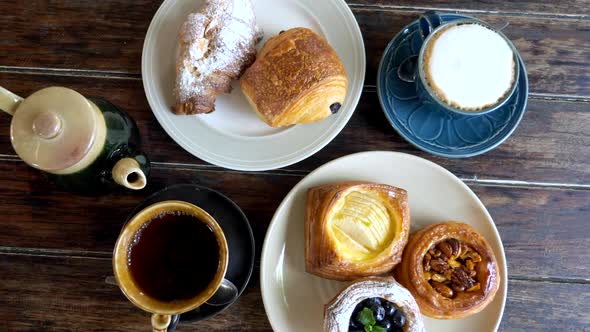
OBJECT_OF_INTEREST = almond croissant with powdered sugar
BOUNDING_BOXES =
[173,0,263,115]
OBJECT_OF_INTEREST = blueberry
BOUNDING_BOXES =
[377,319,392,331]
[329,102,342,114]
[392,310,406,328]
[349,317,362,329]
[371,303,385,322]
[383,301,397,317]
[363,297,381,308]
[353,302,364,314]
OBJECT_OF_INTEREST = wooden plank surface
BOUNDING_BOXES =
[1,1,589,331]
[0,0,160,74]
[355,9,590,97]
[0,160,588,281]
[1,73,589,185]
[1,2,590,97]
[347,0,590,16]
[0,254,271,332]
[2,254,589,332]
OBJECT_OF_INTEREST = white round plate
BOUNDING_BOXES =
[142,0,365,171]
[261,151,507,331]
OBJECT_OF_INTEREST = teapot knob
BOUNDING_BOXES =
[32,111,62,139]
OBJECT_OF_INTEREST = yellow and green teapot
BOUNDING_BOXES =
[0,86,149,192]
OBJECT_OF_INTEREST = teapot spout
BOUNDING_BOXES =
[112,157,147,190]
[0,86,23,116]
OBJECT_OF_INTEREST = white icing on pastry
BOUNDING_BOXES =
[176,0,262,104]
[424,23,515,110]
[324,277,425,332]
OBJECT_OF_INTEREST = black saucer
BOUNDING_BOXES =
[125,184,255,322]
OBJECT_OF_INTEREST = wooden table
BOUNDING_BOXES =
[1,1,589,331]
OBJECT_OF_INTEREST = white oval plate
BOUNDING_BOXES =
[261,151,507,331]
[142,0,365,171]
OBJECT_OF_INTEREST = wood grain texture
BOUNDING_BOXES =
[474,186,590,281]
[0,1,588,331]
[0,254,272,332]
[0,0,159,73]
[1,73,589,184]
[355,9,590,97]
[500,279,590,331]
[2,254,589,332]
[0,161,299,261]
[0,161,588,280]
[347,0,590,17]
[1,1,590,97]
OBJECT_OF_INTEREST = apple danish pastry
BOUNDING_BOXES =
[305,182,410,281]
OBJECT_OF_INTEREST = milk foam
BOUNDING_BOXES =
[424,23,515,110]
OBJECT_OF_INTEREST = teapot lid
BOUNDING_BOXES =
[11,87,106,173]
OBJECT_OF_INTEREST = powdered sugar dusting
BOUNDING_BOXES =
[324,277,425,332]
[176,0,262,104]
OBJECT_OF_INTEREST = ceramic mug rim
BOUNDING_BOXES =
[112,200,229,315]
[417,18,521,116]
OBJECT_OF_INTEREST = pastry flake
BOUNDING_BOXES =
[305,182,410,281]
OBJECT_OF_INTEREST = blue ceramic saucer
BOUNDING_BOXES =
[377,13,529,158]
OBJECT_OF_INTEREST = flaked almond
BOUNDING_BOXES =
[431,273,446,283]
[459,243,471,259]
[466,259,475,271]
[443,269,453,280]
[469,252,482,263]
[449,259,462,268]
[423,253,432,272]
[467,283,481,292]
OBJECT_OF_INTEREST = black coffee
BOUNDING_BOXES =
[127,212,220,302]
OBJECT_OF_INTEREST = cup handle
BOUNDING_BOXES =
[0,86,23,116]
[151,314,180,332]
[151,314,171,332]
[396,12,444,83]
[418,11,443,40]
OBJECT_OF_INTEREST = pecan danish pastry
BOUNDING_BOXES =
[396,222,500,319]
